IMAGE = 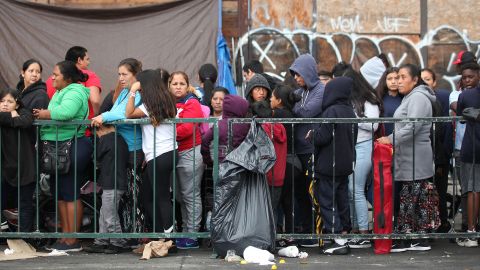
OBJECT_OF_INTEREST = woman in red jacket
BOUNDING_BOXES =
[169,71,204,249]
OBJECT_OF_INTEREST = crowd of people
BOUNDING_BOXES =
[1,45,479,256]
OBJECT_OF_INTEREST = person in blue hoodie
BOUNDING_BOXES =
[307,77,357,255]
[289,54,325,244]
[85,58,143,254]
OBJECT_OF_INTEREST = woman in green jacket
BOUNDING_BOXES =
[33,60,93,252]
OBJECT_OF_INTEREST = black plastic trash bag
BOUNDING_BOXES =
[211,120,277,257]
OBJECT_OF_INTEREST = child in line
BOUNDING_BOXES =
[0,88,35,232]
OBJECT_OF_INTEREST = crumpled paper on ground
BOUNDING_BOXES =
[133,240,173,260]
[1,239,68,261]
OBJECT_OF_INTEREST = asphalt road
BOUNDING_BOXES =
[0,239,478,270]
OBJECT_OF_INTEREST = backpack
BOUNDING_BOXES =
[199,104,211,135]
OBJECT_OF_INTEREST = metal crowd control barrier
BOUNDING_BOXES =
[227,116,480,241]
[0,118,218,240]
[0,116,479,241]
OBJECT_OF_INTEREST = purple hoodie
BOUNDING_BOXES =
[201,95,250,164]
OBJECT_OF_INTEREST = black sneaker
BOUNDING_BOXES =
[45,240,62,251]
[83,243,108,253]
[276,237,297,249]
[390,240,408,253]
[407,240,431,251]
[321,239,350,255]
[299,239,319,248]
[104,244,131,254]
[52,242,83,252]
[435,222,452,233]
[347,239,371,249]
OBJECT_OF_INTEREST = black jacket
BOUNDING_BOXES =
[0,108,35,186]
[17,81,49,110]
[17,81,49,144]
[313,77,358,177]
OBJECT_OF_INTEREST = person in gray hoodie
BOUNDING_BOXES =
[289,54,325,243]
[377,64,437,252]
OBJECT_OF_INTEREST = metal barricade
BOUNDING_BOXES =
[226,116,480,241]
[1,116,479,242]
[0,118,218,241]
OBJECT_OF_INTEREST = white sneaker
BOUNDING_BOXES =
[457,238,478,247]
[0,221,8,231]
[407,241,431,251]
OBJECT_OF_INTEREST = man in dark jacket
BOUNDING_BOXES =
[309,77,358,255]
[289,54,325,244]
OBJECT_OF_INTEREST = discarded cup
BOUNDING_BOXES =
[225,249,242,262]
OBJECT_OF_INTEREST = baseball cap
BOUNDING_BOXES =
[453,51,477,65]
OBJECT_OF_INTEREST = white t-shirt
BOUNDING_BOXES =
[356,101,380,143]
[449,90,466,150]
[139,104,177,162]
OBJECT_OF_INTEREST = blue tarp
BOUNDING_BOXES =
[216,0,236,94]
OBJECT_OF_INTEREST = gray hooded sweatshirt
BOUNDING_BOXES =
[388,84,436,181]
[290,54,325,154]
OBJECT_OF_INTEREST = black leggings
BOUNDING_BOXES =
[143,150,175,232]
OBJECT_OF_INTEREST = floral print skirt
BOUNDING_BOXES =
[396,179,441,233]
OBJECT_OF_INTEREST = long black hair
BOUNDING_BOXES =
[331,61,352,77]
[375,67,400,98]
[136,69,177,126]
[198,64,218,105]
[56,60,88,84]
[156,68,170,86]
[343,67,382,117]
[271,84,300,111]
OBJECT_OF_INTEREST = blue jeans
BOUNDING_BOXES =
[348,139,373,231]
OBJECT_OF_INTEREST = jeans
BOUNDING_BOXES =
[348,139,372,231]
[94,189,126,247]
[176,146,204,233]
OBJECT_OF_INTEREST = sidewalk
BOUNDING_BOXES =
[0,239,478,269]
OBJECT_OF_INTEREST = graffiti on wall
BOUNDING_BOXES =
[235,25,480,91]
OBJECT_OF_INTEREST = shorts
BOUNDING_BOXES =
[48,137,93,201]
[460,162,480,194]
